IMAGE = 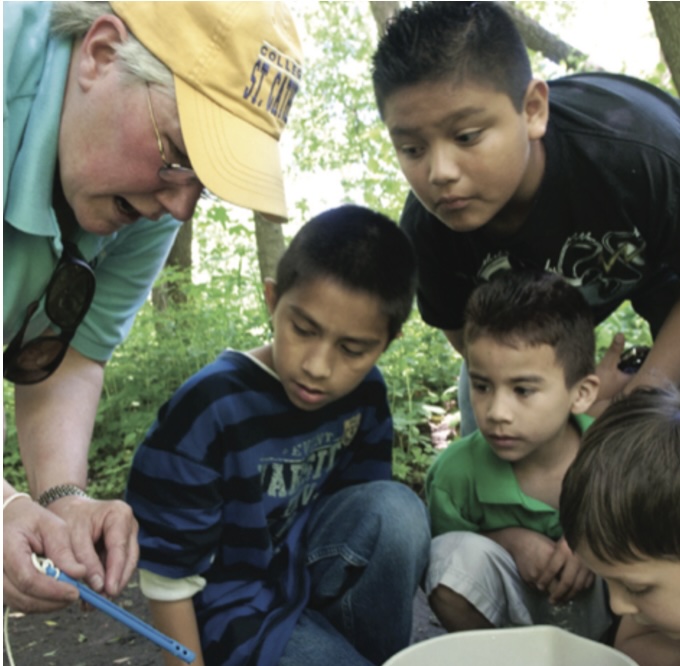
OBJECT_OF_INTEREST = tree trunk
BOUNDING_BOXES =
[649,2,680,94]
[368,1,602,72]
[151,218,192,309]
[369,1,401,36]
[499,2,602,71]
[254,212,287,282]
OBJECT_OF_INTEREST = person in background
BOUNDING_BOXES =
[561,386,680,666]
[371,1,680,436]
[126,205,430,666]
[426,271,611,641]
[3,1,303,613]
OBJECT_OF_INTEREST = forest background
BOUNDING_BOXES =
[3,1,678,499]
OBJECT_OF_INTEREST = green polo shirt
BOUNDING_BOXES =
[426,413,593,540]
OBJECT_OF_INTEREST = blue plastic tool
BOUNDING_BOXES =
[33,555,195,664]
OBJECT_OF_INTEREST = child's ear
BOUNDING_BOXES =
[263,278,278,316]
[523,79,549,141]
[570,374,600,415]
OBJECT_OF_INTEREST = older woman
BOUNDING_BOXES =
[3,1,303,613]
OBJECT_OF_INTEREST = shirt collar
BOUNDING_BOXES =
[475,413,593,508]
[4,34,71,239]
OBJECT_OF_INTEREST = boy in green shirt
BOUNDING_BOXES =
[425,271,612,640]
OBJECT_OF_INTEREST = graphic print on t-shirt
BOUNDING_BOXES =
[478,227,646,309]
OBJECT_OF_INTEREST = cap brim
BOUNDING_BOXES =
[175,76,288,221]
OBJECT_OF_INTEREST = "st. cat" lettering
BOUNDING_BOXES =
[243,42,302,124]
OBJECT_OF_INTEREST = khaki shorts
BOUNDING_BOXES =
[426,531,612,641]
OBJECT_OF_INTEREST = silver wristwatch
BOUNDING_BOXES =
[38,484,90,507]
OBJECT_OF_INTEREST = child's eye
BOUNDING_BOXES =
[341,345,365,358]
[471,382,489,393]
[455,129,482,145]
[398,144,424,159]
[292,322,314,337]
[514,386,535,397]
[624,584,653,597]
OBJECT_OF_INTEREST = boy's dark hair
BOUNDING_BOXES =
[463,271,595,387]
[372,1,532,117]
[275,204,417,341]
[561,386,680,563]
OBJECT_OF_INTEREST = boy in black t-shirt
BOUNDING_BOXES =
[371,1,680,432]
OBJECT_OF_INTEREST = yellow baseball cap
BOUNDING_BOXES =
[110,2,303,220]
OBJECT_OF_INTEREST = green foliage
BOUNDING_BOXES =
[287,2,409,221]
[594,300,652,358]
[2,388,24,492]
[87,273,268,498]
[379,315,461,494]
[86,207,270,498]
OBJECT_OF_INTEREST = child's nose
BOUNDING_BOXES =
[429,143,462,186]
[486,394,512,423]
[302,344,332,380]
[608,584,639,617]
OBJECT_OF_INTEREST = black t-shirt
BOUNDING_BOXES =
[400,73,680,336]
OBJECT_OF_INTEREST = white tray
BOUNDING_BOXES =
[383,626,638,666]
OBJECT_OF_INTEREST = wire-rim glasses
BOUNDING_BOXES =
[146,84,200,188]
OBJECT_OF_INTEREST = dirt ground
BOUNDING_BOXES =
[3,576,445,665]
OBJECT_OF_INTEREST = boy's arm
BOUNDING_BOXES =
[534,537,595,603]
[488,531,594,600]
[614,615,680,666]
[149,597,205,666]
[592,301,680,418]
[627,299,680,395]
[483,527,557,589]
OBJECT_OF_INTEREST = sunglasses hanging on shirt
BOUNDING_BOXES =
[3,242,95,385]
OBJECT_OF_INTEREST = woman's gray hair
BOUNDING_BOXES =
[50,2,174,89]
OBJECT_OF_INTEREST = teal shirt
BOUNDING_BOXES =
[3,2,181,361]
[425,414,593,540]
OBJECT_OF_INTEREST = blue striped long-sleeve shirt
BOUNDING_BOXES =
[126,350,393,666]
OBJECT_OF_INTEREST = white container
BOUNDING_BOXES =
[383,626,639,666]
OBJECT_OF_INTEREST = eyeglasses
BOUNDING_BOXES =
[3,243,95,385]
[146,84,200,187]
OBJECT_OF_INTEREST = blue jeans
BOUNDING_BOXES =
[278,480,430,666]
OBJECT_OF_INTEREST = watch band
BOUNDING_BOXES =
[38,484,90,507]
